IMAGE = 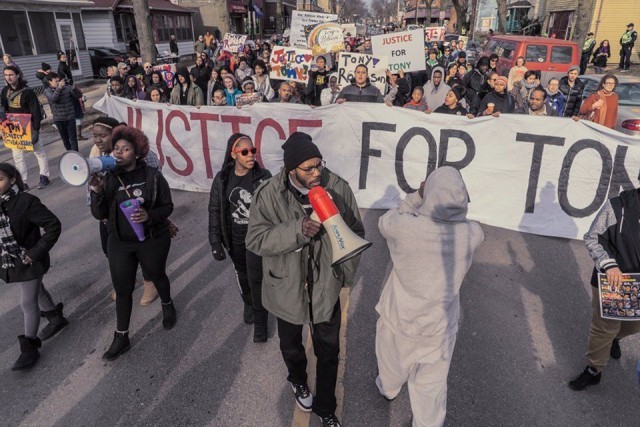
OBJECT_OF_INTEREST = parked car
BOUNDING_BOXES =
[479,35,579,85]
[465,40,483,66]
[580,74,640,138]
[89,47,126,79]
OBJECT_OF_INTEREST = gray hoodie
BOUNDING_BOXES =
[423,66,450,111]
[376,167,484,339]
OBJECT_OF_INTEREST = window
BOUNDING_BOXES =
[114,13,124,42]
[0,11,33,57]
[525,44,548,63]
[152,14,193,42]
[56,12,71,20]
[73,14,86,50]
[497,41,517,59]
[551,46,572,64]
[484,39,499,53]
[28,12,60,54]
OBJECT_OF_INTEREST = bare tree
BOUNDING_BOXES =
[338,0,368,22]
[132,0,156,63]
[495,0,507,33]
[572,0,597,42]
[451,0,468,33]
[276,0,283,33]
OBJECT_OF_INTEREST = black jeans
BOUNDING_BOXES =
[580,52,590,75]
[620,46,632,69]
[229,241,267,325]
[107,233,172,331]
[277,301,341,417]
[101,221,150,281]
[55,119,78,151]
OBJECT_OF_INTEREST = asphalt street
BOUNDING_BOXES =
[0,79,639,426]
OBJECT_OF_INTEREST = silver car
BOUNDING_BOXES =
[580,74,640,138]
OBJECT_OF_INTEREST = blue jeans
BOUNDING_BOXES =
[55,119,78,151]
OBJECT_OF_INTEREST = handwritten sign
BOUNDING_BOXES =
[424,26,446,42]
[336,52,388,94]
[371,29,425,73]
[153,64,176,89]
[307,22,345,56]
[269,47,314,84]
[291,11,338,48]
[1,114,33,151]
[342,23,357,36]
[235,92,263,107]
[223,33,247,53]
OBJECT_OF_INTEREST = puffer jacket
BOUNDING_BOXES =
[246,168,364,325]
[337,80,384,103]
[559,76,585,117]
[44,85,76,121]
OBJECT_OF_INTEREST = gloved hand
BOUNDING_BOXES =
[212,242,226,261]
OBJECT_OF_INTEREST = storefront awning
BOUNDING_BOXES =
[229,4,247,14]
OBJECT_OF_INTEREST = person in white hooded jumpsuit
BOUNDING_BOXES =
[374,167,484,427]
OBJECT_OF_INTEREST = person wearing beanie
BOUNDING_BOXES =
[455,50,468,70]
[208,133,272,341]
[559,65,586,117]
[169,66,204,106]
[477,75,515,116]
[434,85,472,116]
[246,132,365,427]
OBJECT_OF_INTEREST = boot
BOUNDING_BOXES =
[140,280,159,306]
[12,335,42,371]
[38,302,69,341]
[162,300,177,330]
[77,125,87,140]
[253,310,268,343]
[102,331,130,361]
[241,293,254,325]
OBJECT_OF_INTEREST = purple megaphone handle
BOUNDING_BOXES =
[119,198,146,242]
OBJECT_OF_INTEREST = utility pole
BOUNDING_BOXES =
[132,0,157,63]
[276,0,283,34]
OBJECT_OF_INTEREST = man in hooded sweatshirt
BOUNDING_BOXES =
[336,64,384,103]
[422,66,450,112]
[374,166,484,427]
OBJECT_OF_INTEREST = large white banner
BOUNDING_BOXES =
[371,29,426,73]
[94,95,640,240]
[290,11,338,48]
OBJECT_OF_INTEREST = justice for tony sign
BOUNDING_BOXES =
[371,29,426,73]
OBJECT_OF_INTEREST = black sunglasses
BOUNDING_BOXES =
[233,147,257,156]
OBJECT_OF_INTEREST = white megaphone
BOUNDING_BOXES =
[59,151,117,186]
[309,186,371,266]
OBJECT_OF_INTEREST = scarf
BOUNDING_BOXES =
[546,87,559,96]
[0,185,27,269]
[519,79,538,103]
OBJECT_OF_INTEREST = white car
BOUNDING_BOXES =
[580,74,640,139]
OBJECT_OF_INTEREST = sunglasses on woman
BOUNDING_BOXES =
[233,147,257,156]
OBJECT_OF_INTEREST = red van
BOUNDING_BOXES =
[480,35,579,85]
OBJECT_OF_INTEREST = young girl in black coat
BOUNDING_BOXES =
[89,125,175,361]
[208,133,272,342]
[0,163,67,370]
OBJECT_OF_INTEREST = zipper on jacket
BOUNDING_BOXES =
[620,206,625,233]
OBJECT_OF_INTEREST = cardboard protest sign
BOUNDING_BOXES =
[307,22,345,56]
[1,114,33,151]
[424,26,446,42]
[336,52,388,94]
[342,23,357,36]
[599,274,640,321]
[290,11,337,48]
[223,33,247,53]
[371,29,425,73]
[269,46,314,84]
[153,64,176,88]
[235,92,263,107]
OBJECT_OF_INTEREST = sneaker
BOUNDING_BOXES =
[37,175,50,189]
[568,365,601,391]
[291,383,312,412]
[610,339,621,360]
[319,414,341,427]
[23,183,30,192]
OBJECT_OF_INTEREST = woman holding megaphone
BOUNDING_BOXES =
[208,133,271,342]
[89,125,176,361]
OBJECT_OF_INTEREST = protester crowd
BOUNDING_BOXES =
[0,22,638,427]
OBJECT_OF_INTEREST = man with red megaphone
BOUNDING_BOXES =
[246,132,365,427]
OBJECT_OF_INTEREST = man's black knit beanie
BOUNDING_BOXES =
[282,132,322,172]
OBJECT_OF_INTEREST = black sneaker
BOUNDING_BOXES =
[291,383,312,412]
[610,339,621,360]
[37,175,50,189]
[569,365,601,391]
[319,414,341,427]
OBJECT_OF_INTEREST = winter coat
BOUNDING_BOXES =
[423,66,450,111]
[90,162,173,241]
[190,64,212,95]
[57,61,73,84]
[246,168,364,325]
[545,90,566,116]
[0,85,43,131]
[209,164,272,251]
[0,193,61,283]
[337,80,384,103]
[224,88,243,106]
[388,76,411,107]
[585,189,640,287]
[478,90,515,115]
[44,85,76,121]
[376,167,483,338]
[592,46,611,68]
[559,76,585,117]
[169,83,204,106]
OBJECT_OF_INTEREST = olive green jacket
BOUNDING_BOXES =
[246,168,364,325]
